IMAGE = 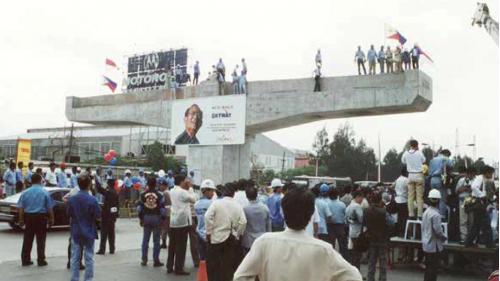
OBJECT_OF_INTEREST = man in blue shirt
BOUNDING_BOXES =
[166,170,175,189]
[428,149,453,220]
[3,162,17,196]
[194,179,216,261]
[68,174,101,281]
[122,169,133,204]
[267,178,284,232]
[57,163,68,188]
[327,188,348,259]
[315,184,333,243]
[367,45,378,75]
[25,162,34,188]
[15,161,24,192]
[354,46,367,75]
[17,173,55,266]
[377,46,386,73]
[242,185,271,252]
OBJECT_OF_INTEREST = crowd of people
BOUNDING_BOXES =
[1,140,498,281]
[355,44,421,75]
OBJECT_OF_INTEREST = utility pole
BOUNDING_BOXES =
[280,151,286,179]
[377,134,381,182]
[67,123,74,163]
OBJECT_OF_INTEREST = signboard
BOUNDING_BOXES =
[126,48,188,92]
[171,95,246,146]
[15,139,31,176]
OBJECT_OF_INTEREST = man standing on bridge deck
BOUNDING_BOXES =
[411,44,420,69]
[354,46,367,75]
[422,189,447,281]
[216,58,225,81]
[18,173,55,266]
[315,49,322,69]
[385,46,393,73]
[377,45,385,73]
[367,45,378,75]
[193,61,200,85]
[313,67,321,92]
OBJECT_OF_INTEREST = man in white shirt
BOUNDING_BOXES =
[234,187,362,281]
[205,183,247,281]
[392,167,409,237]
[465,165,495,248]
[401,139,426,220]
[45,162,59,187]
[167,174,196,275]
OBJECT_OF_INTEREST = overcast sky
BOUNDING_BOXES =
[0,0,498,163]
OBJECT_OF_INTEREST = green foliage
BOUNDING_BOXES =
[145,141,165,171]
[381,148,402,182]
[452,155,474,172]
[164,156,182,173]
[314,123,378,181]
[312,127,329,166]
[280,165,328,180]
[421,147,435,165]
[262,169,276,184]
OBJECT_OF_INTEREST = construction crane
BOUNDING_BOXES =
[472,3,499,45]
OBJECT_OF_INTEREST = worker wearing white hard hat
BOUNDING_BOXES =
[421,188,447,281]
[270,178,284,189]
[158,170,166,178]
[195,182,212,258]
[268,178,285,231]
[200,179,216,190]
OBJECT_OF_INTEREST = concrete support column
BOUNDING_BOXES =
[187,136,253,185]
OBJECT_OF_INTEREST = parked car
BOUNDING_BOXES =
[0,187,71,230]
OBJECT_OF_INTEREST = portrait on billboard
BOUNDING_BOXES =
[171,95,246,146]
[174,104,203,145]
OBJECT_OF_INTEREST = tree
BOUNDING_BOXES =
[382,148,402,182]
[420,147,435,165]
[317,123,377,181]
[145,141,165,171]
[165,156,182,173]
[312,126,329,166]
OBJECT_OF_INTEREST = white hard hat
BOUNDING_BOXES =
[158,169,166,177]
[201,179,216,190]
[270,178,284,188]
[125,169,131,174]
[428,189,441,199]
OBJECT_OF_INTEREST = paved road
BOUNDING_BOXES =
[0,218,144,263]
[0,219,490,281]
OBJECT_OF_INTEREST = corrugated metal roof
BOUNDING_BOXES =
[0,126,170,140]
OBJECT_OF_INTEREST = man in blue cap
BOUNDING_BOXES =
[166,170,175,190]
[315,183,333,243]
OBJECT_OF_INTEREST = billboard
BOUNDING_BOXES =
[15,139,31,176]
[171,95,246,146]
[126,48,188,92]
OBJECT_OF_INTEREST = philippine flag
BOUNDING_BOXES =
[417,46,434,63]
[105,58,118,68]
[103,76,117,93]
[385,24,407,45]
